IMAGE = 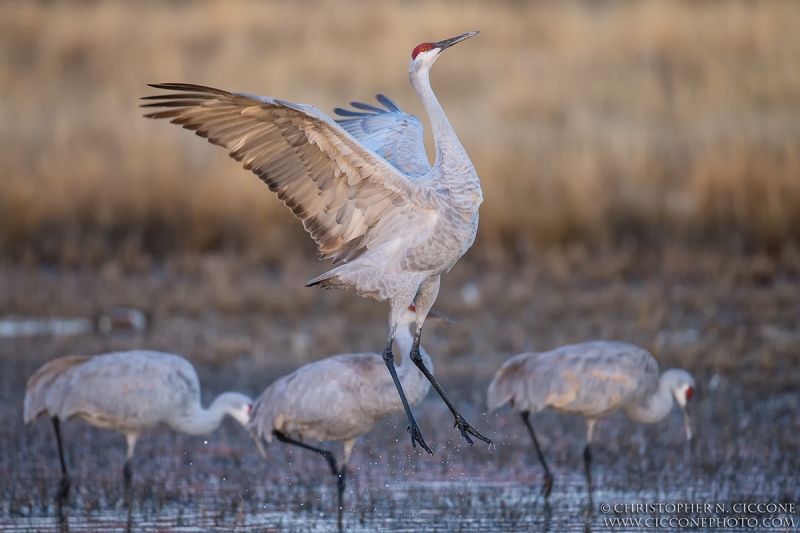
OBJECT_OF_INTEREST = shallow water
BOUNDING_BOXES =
[2,479,797,532]
[2,261,799,533]
[2,365,798,532]
[0,318,93,339]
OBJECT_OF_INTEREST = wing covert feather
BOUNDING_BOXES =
[528,342,658,415]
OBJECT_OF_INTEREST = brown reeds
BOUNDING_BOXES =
[1,1,799,264]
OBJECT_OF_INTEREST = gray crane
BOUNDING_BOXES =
[487,341,695,504]
[249,305,436,529]
[24,350,252,502]
[142,31,489,452]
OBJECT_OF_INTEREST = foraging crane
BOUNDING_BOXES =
[24,350,252,502]
[142,31,489,452]
[487,341,694,503]
[249,305,436,529]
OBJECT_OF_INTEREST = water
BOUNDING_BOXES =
[1,321,798,533]
[2,479,796,532]
[2,372,798,532]
[0,318,92,339]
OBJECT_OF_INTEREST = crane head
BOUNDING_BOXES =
[410,31,479,70]
[663,369,696,440]
[673,382,694,407]
[215,392,254,428]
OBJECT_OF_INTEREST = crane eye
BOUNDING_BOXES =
[412,43,432,59]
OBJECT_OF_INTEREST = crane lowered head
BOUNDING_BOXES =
[212,392,253,428]
[409,31,479,74]
[662,369,695,440]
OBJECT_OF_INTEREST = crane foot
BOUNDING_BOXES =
[57,476,71,504]
[542,471,554,499]
[453,414,493,447]
[407,418,432,454]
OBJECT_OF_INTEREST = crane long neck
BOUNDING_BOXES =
[169,395,229,435]
[625,375,675,424]
[411,68,479,203]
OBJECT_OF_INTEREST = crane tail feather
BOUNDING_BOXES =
[24,355,92,424]
[486,353,536,412]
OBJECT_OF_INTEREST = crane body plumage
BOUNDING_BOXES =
[143,31,489,451]
[249,307,432,527]
[251,349,431,450]
[487,341,695,502]
[24,350,252,502]
[489,342,668,421]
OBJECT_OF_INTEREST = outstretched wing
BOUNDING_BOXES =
[143,84,435,264]
[334,95,431,178]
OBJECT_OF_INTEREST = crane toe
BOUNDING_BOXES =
[542,471,554,499]
[407,419,432,454]
[454,415,493,447]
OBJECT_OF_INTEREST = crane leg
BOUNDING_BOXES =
[381,328,432,454]
[51,417,70,504]
[123,433,137,493]
[409,330,493,447]
[123,461,133,491]
[584,444,593,511]
[273,431,339,476]
[521,412,553,498]
[336,465,347,532]
[274,431,348,525]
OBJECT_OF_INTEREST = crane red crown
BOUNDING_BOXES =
[685,386,694,402]
[412,43,433,59]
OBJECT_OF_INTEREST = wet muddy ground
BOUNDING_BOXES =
[0,251,799,531]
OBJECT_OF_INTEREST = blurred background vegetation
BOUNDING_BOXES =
[1,0,799,266]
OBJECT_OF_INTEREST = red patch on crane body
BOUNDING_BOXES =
[412,43,433,59]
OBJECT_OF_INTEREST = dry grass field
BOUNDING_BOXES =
[2,0,800,264]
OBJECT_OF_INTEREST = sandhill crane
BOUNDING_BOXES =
[487,341,694,504]
[142,31,490,452]
[24,350,252,502]
[249,305,436,528]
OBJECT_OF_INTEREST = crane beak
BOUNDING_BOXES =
[681,405,692,441]
[251,432,268,459]
[433,31,479,52]
[427,310,456,324]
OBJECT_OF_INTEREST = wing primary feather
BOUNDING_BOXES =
[333,108,370,117]
[147,83,231,96]
[350,102,384,113]
[375,94,401,112]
